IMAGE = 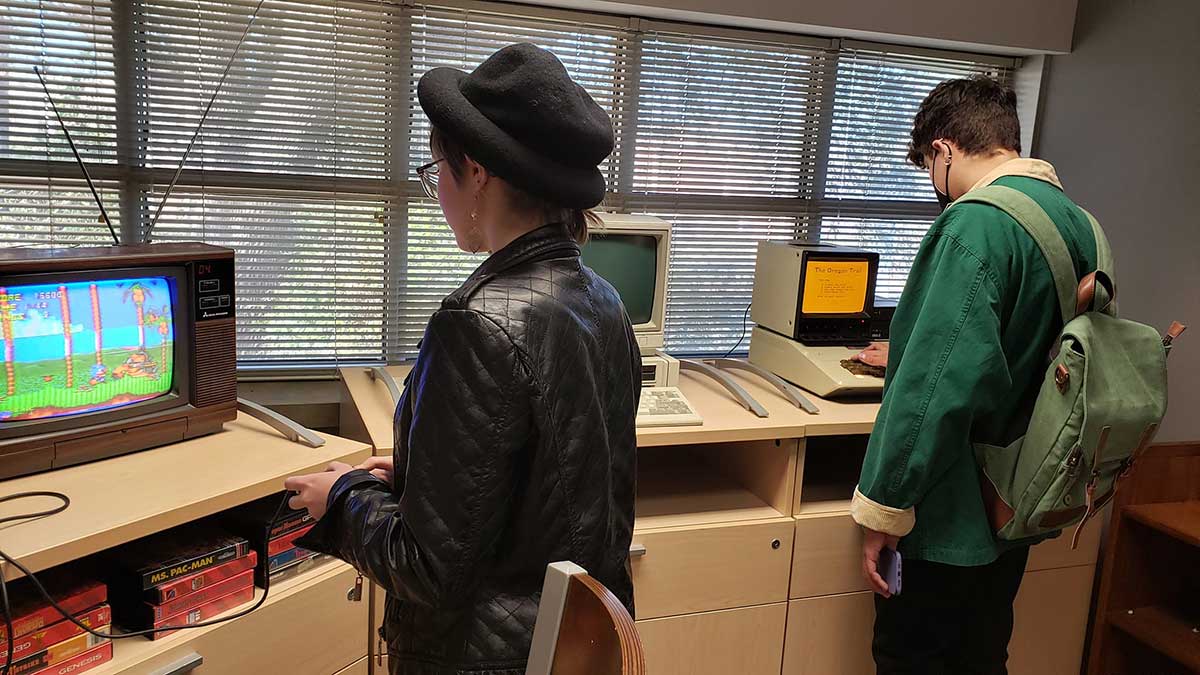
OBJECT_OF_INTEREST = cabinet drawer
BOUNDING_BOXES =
[1009,565,1095,675]
[632,519,793,619]
[782,593,874,675]
[111,565,367,675]
[638,603,786,675]
[790,513,869,599]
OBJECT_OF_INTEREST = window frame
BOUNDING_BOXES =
[0,0,1023,366]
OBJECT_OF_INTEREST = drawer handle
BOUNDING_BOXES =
[151,652,203,675]
[771,539,782,550]
[629,543,647,558]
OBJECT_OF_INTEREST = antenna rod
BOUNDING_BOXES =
[34,66,121,246]
[144,0,267,242]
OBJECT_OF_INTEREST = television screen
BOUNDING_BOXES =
[0,277,175,422]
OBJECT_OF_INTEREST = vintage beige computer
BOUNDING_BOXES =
[748,241,886,398]
[582,214,702,427]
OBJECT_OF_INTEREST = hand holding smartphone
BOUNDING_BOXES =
[879,547,902,596]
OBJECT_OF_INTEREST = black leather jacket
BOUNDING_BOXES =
[300,224,640,675]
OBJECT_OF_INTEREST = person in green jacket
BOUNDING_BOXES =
[850,76,1100,674]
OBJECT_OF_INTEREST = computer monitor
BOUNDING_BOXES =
[751,241,880,346]
[581,213,670,356]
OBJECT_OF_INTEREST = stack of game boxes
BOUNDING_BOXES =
[221,491,329,587]
[105,522,256,640]
[0,568,112,675]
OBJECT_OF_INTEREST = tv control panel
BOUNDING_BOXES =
[194,258,235,322]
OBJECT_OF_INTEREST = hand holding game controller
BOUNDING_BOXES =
[283,461,354,520]
[356,456,395,484]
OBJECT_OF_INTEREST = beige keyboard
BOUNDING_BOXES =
[636,387,703,427]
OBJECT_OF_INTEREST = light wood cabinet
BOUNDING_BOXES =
[102,564,367,675]
[632,518,794,619]
[638,603,787,675]
[790,512,870,599]
[338,366,1102,675]
[369,582,387,674]
[1010,565,1097,675]
[782,592,874,675]
[1025,518,1102,571]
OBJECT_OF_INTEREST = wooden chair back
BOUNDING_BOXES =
[526,562,645,675]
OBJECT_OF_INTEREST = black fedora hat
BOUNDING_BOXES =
[418,43,614,209]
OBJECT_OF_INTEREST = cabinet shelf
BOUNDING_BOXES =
[90,560,349,675]
[635,452,786,531]
[0,415,372,581]
[1123,501,1200,548]
[1109,604,1200,673]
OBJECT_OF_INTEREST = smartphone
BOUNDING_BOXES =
[879,547,902,596]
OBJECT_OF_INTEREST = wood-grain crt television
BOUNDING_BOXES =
[0,243,237,480]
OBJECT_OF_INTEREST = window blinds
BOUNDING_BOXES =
[394,2,630,357]
[1,0,118,246]
[818,42,1015,300]
[0,177,119,247]
[0,0,1020,364]
[622,27,835,353]
[137,0,400,365]
[0,0,117,164]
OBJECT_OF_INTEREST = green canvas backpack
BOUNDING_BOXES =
[959,185,1185,548]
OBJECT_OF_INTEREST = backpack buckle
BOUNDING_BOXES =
[1119,456,1135,479]
[1054,364,1070,392]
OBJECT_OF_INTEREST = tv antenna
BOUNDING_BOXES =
[35,67,119,246]
[36,0,267,246]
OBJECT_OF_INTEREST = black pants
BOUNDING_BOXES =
[872,546,1030,675]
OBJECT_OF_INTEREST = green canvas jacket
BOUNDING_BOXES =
[850,159,1100,566]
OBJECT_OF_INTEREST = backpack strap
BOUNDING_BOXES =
[1080,208,1117,315]
[956,185,1079,327]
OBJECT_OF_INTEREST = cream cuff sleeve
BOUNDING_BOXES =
[850,487,916,537]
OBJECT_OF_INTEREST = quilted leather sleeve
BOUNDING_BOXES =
[314,307,532,609]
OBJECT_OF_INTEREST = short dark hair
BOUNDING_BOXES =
[430,127,598,245]
[907,75,1021,169]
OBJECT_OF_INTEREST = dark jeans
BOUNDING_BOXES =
[872,546,1030,675]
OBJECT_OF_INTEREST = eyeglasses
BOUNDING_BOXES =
[416,158,444,199]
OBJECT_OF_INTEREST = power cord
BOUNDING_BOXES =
[722,303,753,358]
[1,490,292,675]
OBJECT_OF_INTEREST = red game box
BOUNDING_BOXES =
[141,570,253,624]
[148,584,255,641]
[266,525,314,558]
[146,550,257,604]
[0,573,106,641]
[7,627,109,675]
[0,605,110,662]
[26,642,112,675]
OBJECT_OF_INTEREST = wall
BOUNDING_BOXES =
[1036,0,1200,441]
[538,0,1078,54]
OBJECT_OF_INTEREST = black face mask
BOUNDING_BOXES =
[934,149,953,212]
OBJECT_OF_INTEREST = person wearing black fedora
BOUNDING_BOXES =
[287,43,641,675]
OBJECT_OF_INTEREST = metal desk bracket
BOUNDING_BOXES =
[704,358,819,415]
[236,398,326,448]
[151,653,204,675]
[366,366,404,406]
[679,359,769,418]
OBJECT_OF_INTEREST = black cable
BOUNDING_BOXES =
[1,492,71,675]
[722,303,753,358]
[1,490,292,675]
